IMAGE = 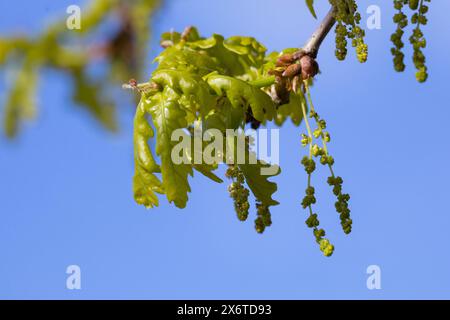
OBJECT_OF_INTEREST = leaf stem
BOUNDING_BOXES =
[249,76,276,88]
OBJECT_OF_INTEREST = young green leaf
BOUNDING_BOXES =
[151,69,216,118]
[205,74,276,122]
[144,87,193,208]
[133,98,164,209]
[306,0,317,19]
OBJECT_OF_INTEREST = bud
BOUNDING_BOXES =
[276,53,295,67]
[128,78,138,87]
[160,40,173,48]
[300,55,319,79]
[181,26,194,40]
[409,0,419,10]
[293,49,306,60]
[282,63,302,78]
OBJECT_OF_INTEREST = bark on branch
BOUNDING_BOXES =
[302,7,336,58]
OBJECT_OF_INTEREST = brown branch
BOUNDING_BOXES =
[302,7,336,58]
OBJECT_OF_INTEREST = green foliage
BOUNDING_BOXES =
[3,59,38,137]
[391,0,431,82]
[147,87,193,208]
[206,74,276,122]
[305,0,318,19]
[133,97,164,208]
[0,0,161,137]
[132,27,350,256]
[134,27,285,215]
[1,0,435,256]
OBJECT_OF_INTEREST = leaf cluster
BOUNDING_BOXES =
[133,27,351,249]
[0,0,161,137]
[133,27,314,232]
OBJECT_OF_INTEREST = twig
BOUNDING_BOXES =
[303,7,336,58]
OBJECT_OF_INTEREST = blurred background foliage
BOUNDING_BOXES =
[0,0,161,138]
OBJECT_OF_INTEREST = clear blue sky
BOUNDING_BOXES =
[1,0,449,299]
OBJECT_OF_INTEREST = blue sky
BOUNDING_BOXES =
[1,0,450,299]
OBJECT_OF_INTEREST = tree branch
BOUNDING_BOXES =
[302,7,336,58]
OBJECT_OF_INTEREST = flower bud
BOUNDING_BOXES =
[409,0,419,10]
